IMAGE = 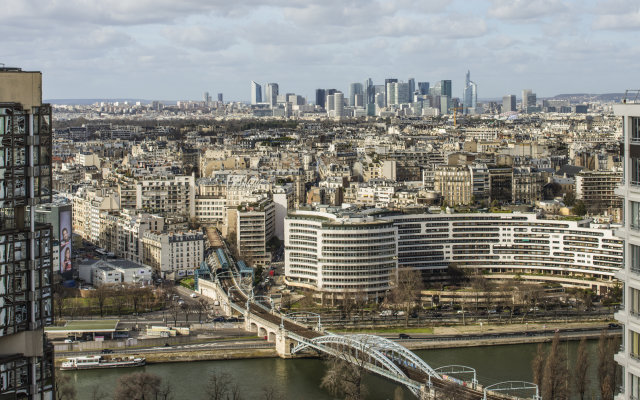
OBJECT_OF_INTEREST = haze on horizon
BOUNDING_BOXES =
[3,0,638,102]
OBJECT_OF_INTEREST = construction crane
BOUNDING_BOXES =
[453,106,464,127]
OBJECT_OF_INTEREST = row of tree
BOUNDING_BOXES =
[53,284,164,319]
[56,370,284,400]
[532,331,620,400]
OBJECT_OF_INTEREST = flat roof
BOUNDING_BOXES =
[45,319,119,333]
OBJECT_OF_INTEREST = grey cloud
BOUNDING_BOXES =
[593,11,640,30]
[488,0,567,20]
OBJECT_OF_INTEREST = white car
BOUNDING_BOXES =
[190,293,198,298]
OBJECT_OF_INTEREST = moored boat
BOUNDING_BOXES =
[60,355,145,370]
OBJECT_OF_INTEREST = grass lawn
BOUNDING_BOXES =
[46,319,120,331]
[334,327,434,334]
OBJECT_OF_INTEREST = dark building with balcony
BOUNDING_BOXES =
[0,67,54,399]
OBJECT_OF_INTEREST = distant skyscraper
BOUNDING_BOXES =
[418,82,430,95]
[408,78,415,103]
[384,78,397,107]
[503,95,516,112]
[354,94,364,108]
[217,93,223,102]
[265,83,279,107]
[349,83,363,107]
[364,78,374,105]
[393,82,410,105]
[204,91,211,104]
[315,89,326,109]
[326,94,335,115]
[250,81,262,104]
[522,89,536,110]
[334,92,345,117]
[462,70,477,115]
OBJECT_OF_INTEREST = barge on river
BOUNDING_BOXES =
[60,355,145,370]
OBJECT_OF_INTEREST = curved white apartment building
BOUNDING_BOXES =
[388,212,622,294]
[285,210,397,298]
[285,209,623,297]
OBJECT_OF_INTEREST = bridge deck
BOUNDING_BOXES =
[216,265,520,400]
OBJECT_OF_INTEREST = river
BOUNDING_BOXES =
[64,341,604,399]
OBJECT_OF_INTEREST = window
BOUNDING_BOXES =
[633,245,640,274]
[631,373,640,399]
[631,201,640,230]
[632,287,640,315]
[631,330,640,359]
[632,117,640,143]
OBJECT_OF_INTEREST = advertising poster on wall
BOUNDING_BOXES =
[59,210,72,274]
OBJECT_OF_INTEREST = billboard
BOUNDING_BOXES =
[59,210,72,273]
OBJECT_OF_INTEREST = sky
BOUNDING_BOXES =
[2,0,639,102]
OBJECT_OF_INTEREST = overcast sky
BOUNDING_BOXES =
[3,0,638,102]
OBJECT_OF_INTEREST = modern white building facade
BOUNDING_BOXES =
[613,102,640,400]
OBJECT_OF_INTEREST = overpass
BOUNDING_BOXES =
[197,249,540,400]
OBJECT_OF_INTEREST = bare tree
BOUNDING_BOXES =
[196,298,210,323]
[260,385,284,400]
[434,381,467,400]
[321,356,368,400]
[112,285,127,316]
[542,333,569,400]
[387,267,424,327]
[88,384,108,400]
[205,371,243,400]
[168,303,181,327]
[92,285,111,317]
[574,337,590,400]
[114,372,172,400]
[598,331,621,400]
[531,343,546,390]
[55,373,77,400]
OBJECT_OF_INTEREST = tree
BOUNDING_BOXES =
[114,372,172,400]
[572,200,587,216]
[541,333,569,400]
[93,285,111,317]
[196,298,210,323]
[563,192,576,207]
[574,337,590,400]
[446,264,467,286]
[112,285,127,316]
[55,373,77,400]
[531,343,546,389]
[387,268,424,327]
[598,331,621,400]
[321,357,367,400]
[260,385,283,400]
[205,371,243,400]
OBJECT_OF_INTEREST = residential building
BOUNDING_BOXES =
[613,101,640,399]
[142,230,205,278]
[236,200,275,267]
[0,67,54,399]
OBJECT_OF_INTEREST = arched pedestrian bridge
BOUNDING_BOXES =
[197,253,540,400]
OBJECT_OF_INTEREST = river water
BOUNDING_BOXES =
[65,341,603,399]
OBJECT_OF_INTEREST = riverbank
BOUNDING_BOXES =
[55,321,620,367]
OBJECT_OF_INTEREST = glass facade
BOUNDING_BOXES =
[0,97,54,398]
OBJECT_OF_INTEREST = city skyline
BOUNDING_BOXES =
[3,0,638,101]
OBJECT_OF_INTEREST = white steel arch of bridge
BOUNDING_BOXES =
[483,381,541,400]
[290,333,441,398]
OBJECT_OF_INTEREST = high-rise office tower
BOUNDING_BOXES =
[384,78,398,107]
[217,93,223,102]
[334,92,345,118]
[613,99,640,399]
[364,78,374,105]
[393,82,410,105]
[203,91,211,104]
[462,71,477,115]
[417,82,430,95]
[349,83,363,107]
[522,89,536,110]
[265,83,279,107]
[502,95,516,112]
[0,67,54,399]
[408,78,415,103]
[250,81,262,104]
[354,94,364,108]
[315,89,326,109]
[326,94,335,115]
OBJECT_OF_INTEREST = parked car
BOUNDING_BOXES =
[227,317,239,322]
[101,349,114,354]
[398,333,411,339]
[213,316,226,322]
[190,293,198,298]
